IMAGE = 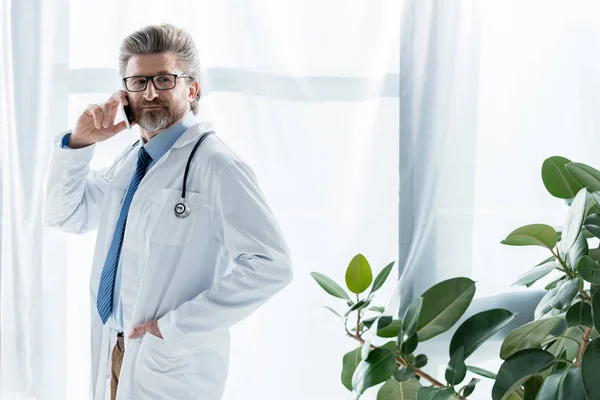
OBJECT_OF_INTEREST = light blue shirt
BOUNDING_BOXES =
[62,111,198,332]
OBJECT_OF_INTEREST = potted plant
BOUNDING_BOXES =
[311,156,600,399]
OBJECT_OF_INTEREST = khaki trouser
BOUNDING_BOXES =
[110,334,125,400]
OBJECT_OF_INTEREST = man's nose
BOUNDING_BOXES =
[143,80,159,101]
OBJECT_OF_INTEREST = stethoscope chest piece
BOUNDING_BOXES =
[174,199,191,219]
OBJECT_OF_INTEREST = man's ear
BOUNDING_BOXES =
[189,81,200,101]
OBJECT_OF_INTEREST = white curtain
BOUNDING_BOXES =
[1,1,400,399]
[391,0,600,396]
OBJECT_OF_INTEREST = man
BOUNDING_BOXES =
[43,23,293,400]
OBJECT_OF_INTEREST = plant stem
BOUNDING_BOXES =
[346,332,466,398]
[577,327,593,367]
[551,248,575,279]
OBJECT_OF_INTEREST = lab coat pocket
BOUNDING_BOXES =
[136,332,200,398]
[148,188,203,246]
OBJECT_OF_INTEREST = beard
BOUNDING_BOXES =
[133,98,187,132]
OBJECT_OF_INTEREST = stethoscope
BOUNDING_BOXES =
[103,130,215,219]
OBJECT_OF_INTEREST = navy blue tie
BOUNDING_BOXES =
[97,146,152,324]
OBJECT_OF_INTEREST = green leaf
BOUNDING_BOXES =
[491,349,555,400]
[523,375,543,400]
[500,317,561,360]
[310,272,350,300]
[566,162,600,193]
[565,301,593,328]
[511,261,557,287]
[342,347,362,391]
[370,261,395,296]
[377,320,403,338]
[346,254,373,295]
[370,306,385,313]
[466,365,497,380]
[550,348,570,374]
[416,387,438,400]
[459,378,480,398]
[364,316,393,331]
[413,354,428,368]
[549,278,580,311]
[566,232,589,269]
[323,306,343,319]
[400,333,418,355]
[400,297,423,344]
[546,326,583,361]
[450,309,515,359]
[582,339,600,399]
[535,370,562,400]
[593,295,600,336]
[501,224,558,250]
[377,377,421,400]
[577,256,600,284]
[345,299,372,317]
[417,278,476,341]
[541,156,583,199]
[393,367,415,382]
[351,348,398,398]
[560,188,588,254]
[446,347,467,386]
[585,213,600,240]
[545,276,565,291]
[558,366,585,399]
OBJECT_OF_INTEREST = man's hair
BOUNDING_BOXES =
[118,23,201,115]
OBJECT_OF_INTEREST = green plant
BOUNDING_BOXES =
[311,156,600,399]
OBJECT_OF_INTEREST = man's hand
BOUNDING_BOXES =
[129,319,163,339]
[69,90,134,148]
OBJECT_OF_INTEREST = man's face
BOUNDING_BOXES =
[123,52,194,132]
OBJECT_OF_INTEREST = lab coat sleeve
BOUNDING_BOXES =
[42,132,109,234]
[157,158,293,345]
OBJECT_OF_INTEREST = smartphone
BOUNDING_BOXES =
[120,102,134,130]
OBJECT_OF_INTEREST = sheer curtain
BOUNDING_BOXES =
[391,0,600,395]
[1,1,400,399]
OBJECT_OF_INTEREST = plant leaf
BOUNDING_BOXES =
[310,272,350,300]
[417,278,476,341]
[346,254,374,295]
[557,366,585,399]
[549,278,580,311]
[370,306,386,314]
[541,156,583,199]
[393,367,415,382]
[535,370,562,400]
[512,261,557,287]
[351,348,398,398]
[523,375,544,400]
[450,309,515,359]
[577,256,600,284]
[560,187,588,254]
[323,306,343,319]
[446,347,467,386]
[413,354,428,369]
[370,261,395,296]
[565,301,593,328]
[466,365,497,380]
[377,377,421,400]
[582,339,600,399]
[585,213,600,240]
[566,162,600,193]
[377,320,403,338]
[546,326,583,361]
[400,297,423,344]
[459,378,480,398]
[500,317,561,360]
[491,349,555,400]
[342,347,362,391]
[501,224,558,249]
[566,232,588,269]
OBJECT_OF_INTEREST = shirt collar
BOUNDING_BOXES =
[142,111,197,163]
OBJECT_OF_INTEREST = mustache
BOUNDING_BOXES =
[137,101,169,108]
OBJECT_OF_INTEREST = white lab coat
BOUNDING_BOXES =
[42,122,293,400]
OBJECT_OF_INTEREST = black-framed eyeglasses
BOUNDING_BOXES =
[122,73,194,92]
